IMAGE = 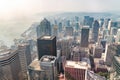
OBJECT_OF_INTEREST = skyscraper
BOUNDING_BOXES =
[99,18,104,27]
[0,49,22,80]
[18,43,32,80]
[58,22,62,33]
[83,16,90,26]
[92,20,100,42]
[83,16,94,28]
[37,18,51,38]
[53,25,58,37]
[80,26,89,47]
[37,36,56,60]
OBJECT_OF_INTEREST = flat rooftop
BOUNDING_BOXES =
[0,49,18,61]
[65,61,89,69]
[82,26,90,29]
[29,59,42,71]
[40,55,56,63]
[39,36,55,40]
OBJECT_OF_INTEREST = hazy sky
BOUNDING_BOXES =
[0,0,120,47]
[0,0,120,19]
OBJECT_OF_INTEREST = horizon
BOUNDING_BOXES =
[0,0,120,19]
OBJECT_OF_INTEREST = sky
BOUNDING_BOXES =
[0,0,120,19]
[0,0,120,47]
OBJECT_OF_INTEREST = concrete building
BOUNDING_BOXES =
[93,46,103,58]
[18,43,32,80]
[40,55,58,80]
[0,49,22,80]
[57,37,73,60]
[37,36,57,60]
[28,59,46,80]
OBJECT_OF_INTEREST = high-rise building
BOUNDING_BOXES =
[65,27,74,36]
[113,56,120,78]
[66,20,70,27]
[83,16,90,26]
[58,22,62,33]
[89,17,94,28]
[116,29,120,43]
[28,59,46,80]
[75,16,79,22]
[99,18,104,27]
[92,20,100,42]
[37,36,56,60]
[37,18,51,38]
[53,25,58,37]
[80,26,89,47]
[65,61,90,80]
[0,49,22,80]
[83,16,94,28]
[40,55,58,80]
[75,22,80,31]
[93,46,103,58]
[18,43,32,80]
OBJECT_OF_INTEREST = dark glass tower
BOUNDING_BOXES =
[37,18,51,38]
[92,20,99,42]
[80,26,89,47]
[83,16,94,28]
[37,36,56,60]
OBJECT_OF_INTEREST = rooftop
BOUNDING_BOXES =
[39,36,55,40]
[29,59,42,71]
[40,55,56,63]
[82,26,90,29]
[0,49,18,61]
[65,61,89,69]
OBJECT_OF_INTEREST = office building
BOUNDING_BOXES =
[18,43,32,79]
[113,56,120,78]
[80,26,89,47]
[65,61,90,80]
[83,16,94,28]
[116,29,120,43]
[75,16,79,22]
[92,20,100,42]
[37,36,56,60]
[75,22,80,31]
[111,27,117,35]
[53,25,58,37]
[28,59,46,80]
[0,49,22,80]
[104,18,111,29]
[65,27,73,36]
[83,16,90,26]
[58,22,62,33]
[37,18,51,38]
[40,55,57,80]
[93,46,103,58]
[66,20,70,27]
[99,18,104,27]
